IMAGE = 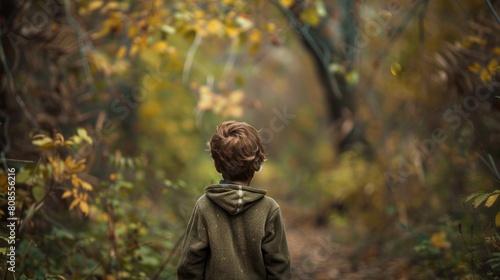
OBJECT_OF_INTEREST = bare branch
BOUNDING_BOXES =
[183,32,203,85]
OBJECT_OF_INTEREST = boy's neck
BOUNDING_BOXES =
[222,179,252,186]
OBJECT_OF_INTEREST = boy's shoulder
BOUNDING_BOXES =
[196,193,280,212]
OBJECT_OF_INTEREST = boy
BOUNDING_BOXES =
[177,121,292,279]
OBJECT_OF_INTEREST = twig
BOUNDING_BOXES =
[0,35,39,129]
[151,232,185,279]
[106,203,121,279]
[477,152,500,183]
[0,114,11,171]
[485,0,500,24]
[222,49,237,78]
[2,0,31,34]
[64,0,96,95]
[377,0,425,62]
[3,158,34,163]
[18,239,34,274]
[182,32,203,85]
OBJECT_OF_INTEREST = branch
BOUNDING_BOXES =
[182,32,203,85]
[269,0,343,100]
[0,34,39,129]
[485,0,500,24]
[378,0,425,60]
[152,232,185,280]
[64,0,96,95]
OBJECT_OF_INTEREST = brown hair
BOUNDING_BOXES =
[209,121,266,182]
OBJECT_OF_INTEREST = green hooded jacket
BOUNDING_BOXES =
[177,183,292,280]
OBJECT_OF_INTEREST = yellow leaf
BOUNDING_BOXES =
[88,51,112,75]
[91,21,111,39]
[193,9,205,19]
[228,89,245,103]
[32,135,53,147]
[467,36,486,46]
[225,105,244,118]
[249,29,262,43]
[79,201,89,216]
[468,62,482,73]
[88,1,104,12]
[279,0,294,8]
[390,62,402,76]
[206,19,224,36]
[69,198,80,210]
[460,40,472,49]
[71,174,79,188]
[62,190,72,199]
[486,194,499,207]
[431,230,451,249]
[496,212,500,227]
[151,41,169,53]
[346,70,360,85]
[70,159,86,173]
[225,26,240,38]
[300,8,321,27]
[264,22,276,33]
[128,25,138,38]
[80,179,93,191]
[480,69,491,82]
[116,45,126,59]
[130,44,139,57]
[212,95,227,114]
[488,59,499,72]
[494,47,500,55]
[197,86,215,110]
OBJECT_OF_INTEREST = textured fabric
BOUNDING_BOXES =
[177,184,292,280]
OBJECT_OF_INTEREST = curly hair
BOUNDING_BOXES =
[208,121,266,182]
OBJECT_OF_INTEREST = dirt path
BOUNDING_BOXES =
[287,226,410,279]
[282,202,414,280]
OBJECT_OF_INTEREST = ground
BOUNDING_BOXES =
[281,201,412,279]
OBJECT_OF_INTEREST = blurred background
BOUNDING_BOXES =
[1,0,500,278]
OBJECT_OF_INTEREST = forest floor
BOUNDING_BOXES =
[280,201,413,280]
[287,227,411,280]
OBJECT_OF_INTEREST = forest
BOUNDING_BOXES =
[1,0,500,279]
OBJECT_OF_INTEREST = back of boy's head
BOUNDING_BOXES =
[209,121,266,182]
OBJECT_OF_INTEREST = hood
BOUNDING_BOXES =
[205,184,267,215]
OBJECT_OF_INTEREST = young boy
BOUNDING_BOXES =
[177,121,292,279]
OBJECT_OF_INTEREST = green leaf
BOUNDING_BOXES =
[77,128,93,144]
[472,193,491,208]
[464,192,486,203]
[16,168,32,184]
[32,185,45,202]
[52,227,75,240]
[67,135,82,145]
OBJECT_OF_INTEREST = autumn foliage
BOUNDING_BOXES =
[1,0,500,279]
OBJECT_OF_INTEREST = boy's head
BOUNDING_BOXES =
[209,121,266,182]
